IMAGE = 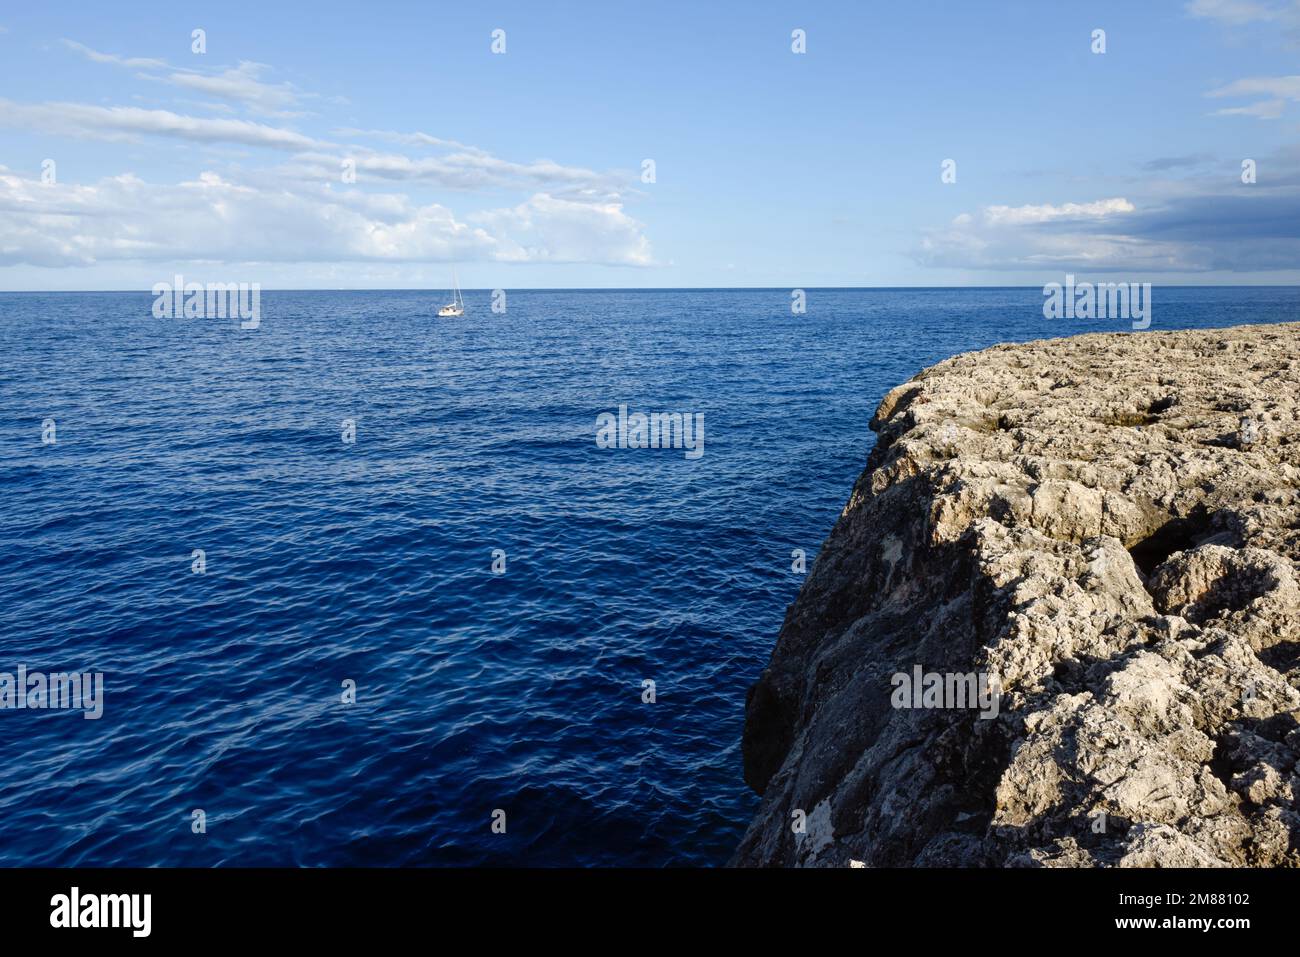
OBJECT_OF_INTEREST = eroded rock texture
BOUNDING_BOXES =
[733,324,1300,867]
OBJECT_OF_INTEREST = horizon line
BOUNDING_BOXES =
[4,283,1300,294]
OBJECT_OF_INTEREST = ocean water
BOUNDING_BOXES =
[0,286,1296,867]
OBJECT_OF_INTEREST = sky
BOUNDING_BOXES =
[1,0,1300,289]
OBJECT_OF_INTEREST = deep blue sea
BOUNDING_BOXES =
[0,287,1296,866]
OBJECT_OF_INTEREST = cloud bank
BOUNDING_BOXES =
[0,169,651,268]
[0,39,653,272]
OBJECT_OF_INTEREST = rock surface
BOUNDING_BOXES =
[733,323,1300,867]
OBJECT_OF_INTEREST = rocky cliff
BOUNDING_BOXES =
[733,323,1300,867]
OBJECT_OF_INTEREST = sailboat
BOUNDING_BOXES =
[438,269,465,317]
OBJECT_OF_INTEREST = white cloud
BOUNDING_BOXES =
[63,40,310,116]
[4,41,655,273]
[917,226,1199,272]
[1213,98,1287,117]
[917,175,1300,274]
[153,61,307,117]
[918,197,1188,272]
[334,128,482,152]
[297,148,623,196]
[982,198,1134,226]
[1208,75,1300,98]
[0,98,326,150]
[61,38,167,69]
[1207,75,1300,118]
[1186,0,1300,23]
[0,97,626,196]
[0,168,652,268]
[471,194,653,265]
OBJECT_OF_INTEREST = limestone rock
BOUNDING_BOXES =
[733,323,1300,867]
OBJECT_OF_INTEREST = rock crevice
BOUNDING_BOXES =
[733,323,1300,867]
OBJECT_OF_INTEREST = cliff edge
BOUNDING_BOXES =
[734,323,1300,867]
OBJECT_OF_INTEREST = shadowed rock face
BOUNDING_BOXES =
[733,323,1300,867]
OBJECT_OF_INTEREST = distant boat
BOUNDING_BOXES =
[438,270,464,317]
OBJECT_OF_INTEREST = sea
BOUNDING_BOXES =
[0,286,1296,866]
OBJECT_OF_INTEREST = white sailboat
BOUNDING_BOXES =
[438,269,464,317]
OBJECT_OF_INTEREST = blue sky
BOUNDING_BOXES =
[1,0,1299,289]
